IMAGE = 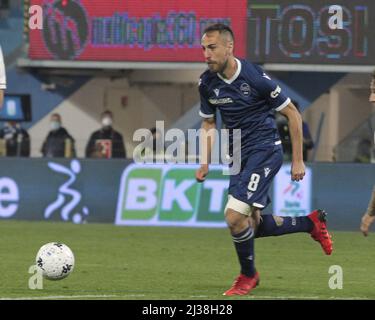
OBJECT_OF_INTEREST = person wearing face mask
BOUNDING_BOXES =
[41,113,76,158]
[0,121,30,157]
[85,110,126,159]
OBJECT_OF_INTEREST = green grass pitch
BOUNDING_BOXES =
[0,220,374,300]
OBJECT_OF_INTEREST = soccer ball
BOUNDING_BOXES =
[35,242,75,280]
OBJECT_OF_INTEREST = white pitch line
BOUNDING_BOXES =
[0,294,145,300]
[245,295,371,300]
[0,294,371,300]
[246,295,319,300]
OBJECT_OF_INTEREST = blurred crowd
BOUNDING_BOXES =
[0,110,127,159]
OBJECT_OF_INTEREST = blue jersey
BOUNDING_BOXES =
[199,58,290,160]
[0,46,6,90]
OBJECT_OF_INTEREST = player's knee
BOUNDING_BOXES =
[224,196,252,233]
[225,209,248,233]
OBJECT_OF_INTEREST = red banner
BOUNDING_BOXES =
[29,0,247,62]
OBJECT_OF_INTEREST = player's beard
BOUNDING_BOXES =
[207,62,217,72]
[207,58,227,73]
[217,59,229,76]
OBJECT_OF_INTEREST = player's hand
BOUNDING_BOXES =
[360,213,375,236]
[195,165,209,183]
[291,161,305,181]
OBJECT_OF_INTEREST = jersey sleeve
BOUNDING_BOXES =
[0,46,6,90]
[253,67,290,112]
[198,78,216,119]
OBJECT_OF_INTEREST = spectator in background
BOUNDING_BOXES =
[0,121,30,157]
[0,45,6,108]
[41,113,76,158]
[354,138,371,163]
[354,73,375,163]
[145,126,166,162]
[370,70,375,103]
[276,100,314,161]
[133,126,168,163]
[85,110,126,159]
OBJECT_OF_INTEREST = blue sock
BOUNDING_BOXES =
[255,215,313,238]
[232,226,256,277]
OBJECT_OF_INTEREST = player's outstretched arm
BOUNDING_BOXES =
[279,102,305,181]
[195,117,216,183]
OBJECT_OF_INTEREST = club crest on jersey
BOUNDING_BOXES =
[214,88,220,97]
[240,83,251,97]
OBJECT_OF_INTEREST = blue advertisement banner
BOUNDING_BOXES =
[0,158,126,223]
[0,158,373,231]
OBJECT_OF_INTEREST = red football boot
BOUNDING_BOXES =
[308,209,333,255]
[223,272,260,296]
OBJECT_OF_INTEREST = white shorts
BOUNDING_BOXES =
[224,195,253,216]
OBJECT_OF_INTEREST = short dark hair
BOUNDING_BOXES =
[51,113,61,121]
[203,23,234,42]
[101,110,113,118]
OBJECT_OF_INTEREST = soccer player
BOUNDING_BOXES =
[0,45,6,109]
[360,187,375,236]
[360,75,375,236]
[195,24,333,296]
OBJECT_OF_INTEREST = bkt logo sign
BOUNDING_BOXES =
[115,164,229,227]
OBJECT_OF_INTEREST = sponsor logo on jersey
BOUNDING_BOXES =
[214,88,220,97]
[240,83,251,97]
[247,191,253,199]
[270,85,281,98]
[208,97,234,105]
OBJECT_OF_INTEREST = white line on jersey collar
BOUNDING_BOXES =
[217,58,242,85]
